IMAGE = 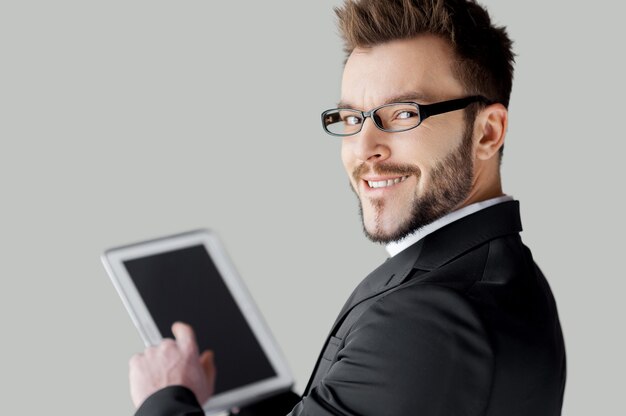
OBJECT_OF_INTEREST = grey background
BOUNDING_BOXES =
[1,1,624,414]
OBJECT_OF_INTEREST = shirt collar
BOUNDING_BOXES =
[386,195,514,257]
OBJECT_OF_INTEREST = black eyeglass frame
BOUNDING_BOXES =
[321,95,491,137]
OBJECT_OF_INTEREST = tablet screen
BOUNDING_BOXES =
[123,244,277,394]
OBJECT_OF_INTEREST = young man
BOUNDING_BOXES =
[129,1,567,415]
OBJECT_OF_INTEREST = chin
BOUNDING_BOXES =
[362,213,408,244]
[363,225,403,244]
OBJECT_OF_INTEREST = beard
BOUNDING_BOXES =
[353,123,475,244]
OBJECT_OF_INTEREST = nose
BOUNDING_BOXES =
[349,117,391,163]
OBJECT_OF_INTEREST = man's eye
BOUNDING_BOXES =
[396,111,418,120]
[343,115,362,126]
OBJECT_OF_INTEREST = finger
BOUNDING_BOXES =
[128,353,143,368]
[159,338,177,350]
[144,345,158,358]
[172,321,198,355]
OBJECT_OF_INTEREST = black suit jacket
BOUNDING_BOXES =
[136,201,566,415]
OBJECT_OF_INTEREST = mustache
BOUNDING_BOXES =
[352,162,421,182]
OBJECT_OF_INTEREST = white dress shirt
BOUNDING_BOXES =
[386,195,514,257]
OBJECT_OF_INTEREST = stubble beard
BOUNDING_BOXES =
[354,125,475,244]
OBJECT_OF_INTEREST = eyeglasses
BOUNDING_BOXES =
[321,95,489,137]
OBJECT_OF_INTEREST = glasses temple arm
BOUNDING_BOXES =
[419,96,490,121]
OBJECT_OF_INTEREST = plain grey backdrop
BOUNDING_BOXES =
[2,1,625,414]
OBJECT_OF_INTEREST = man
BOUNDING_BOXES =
[129,0,567,415]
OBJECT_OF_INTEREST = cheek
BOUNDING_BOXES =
[410,130,451,159]
[341,141,353,176]
[404,127,463,173]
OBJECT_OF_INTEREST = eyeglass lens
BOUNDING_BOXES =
[323,103,421,136]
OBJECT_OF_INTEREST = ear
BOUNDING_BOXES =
[473,103,508,161]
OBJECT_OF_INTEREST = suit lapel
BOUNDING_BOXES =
[328,239,424,336]
[302,241,424,396]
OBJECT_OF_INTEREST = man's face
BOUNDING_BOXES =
[340,35,476,243]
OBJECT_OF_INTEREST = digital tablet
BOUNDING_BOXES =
[101,229,293,415]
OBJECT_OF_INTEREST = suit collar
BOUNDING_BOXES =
[386,195,514,257]
[413,200,522,271]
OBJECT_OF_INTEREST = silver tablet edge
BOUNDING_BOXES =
[101,252,154,347]
[101,229,296,414]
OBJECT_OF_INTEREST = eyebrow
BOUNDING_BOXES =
[337,91,433,109]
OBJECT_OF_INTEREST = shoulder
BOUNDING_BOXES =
[324,284,494,414]
[345,283,492,371]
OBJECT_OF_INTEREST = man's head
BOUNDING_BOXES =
[336,0,515,110]
[332,0,515,243]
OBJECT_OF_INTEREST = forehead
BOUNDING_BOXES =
[340,35,465,109]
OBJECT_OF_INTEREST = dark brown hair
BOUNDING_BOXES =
[335,0,515,108]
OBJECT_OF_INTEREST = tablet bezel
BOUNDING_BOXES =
[101,229,294,415]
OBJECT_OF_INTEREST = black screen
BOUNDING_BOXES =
[123,245,276,394]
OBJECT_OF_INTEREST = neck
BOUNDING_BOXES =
[458,166,503,210]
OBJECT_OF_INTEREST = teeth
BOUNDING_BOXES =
[367,176,408,189]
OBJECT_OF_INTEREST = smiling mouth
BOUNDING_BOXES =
[366,176,409,189]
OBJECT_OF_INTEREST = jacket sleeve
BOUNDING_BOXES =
[136,285,493,416]
[287,285,494,416]
[135,386,301,416]
[135,386,204,416]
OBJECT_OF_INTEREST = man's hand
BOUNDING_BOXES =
[129,322,216,409]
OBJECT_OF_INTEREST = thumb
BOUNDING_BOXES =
[200,350,216,375]
[200,350,216,398]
